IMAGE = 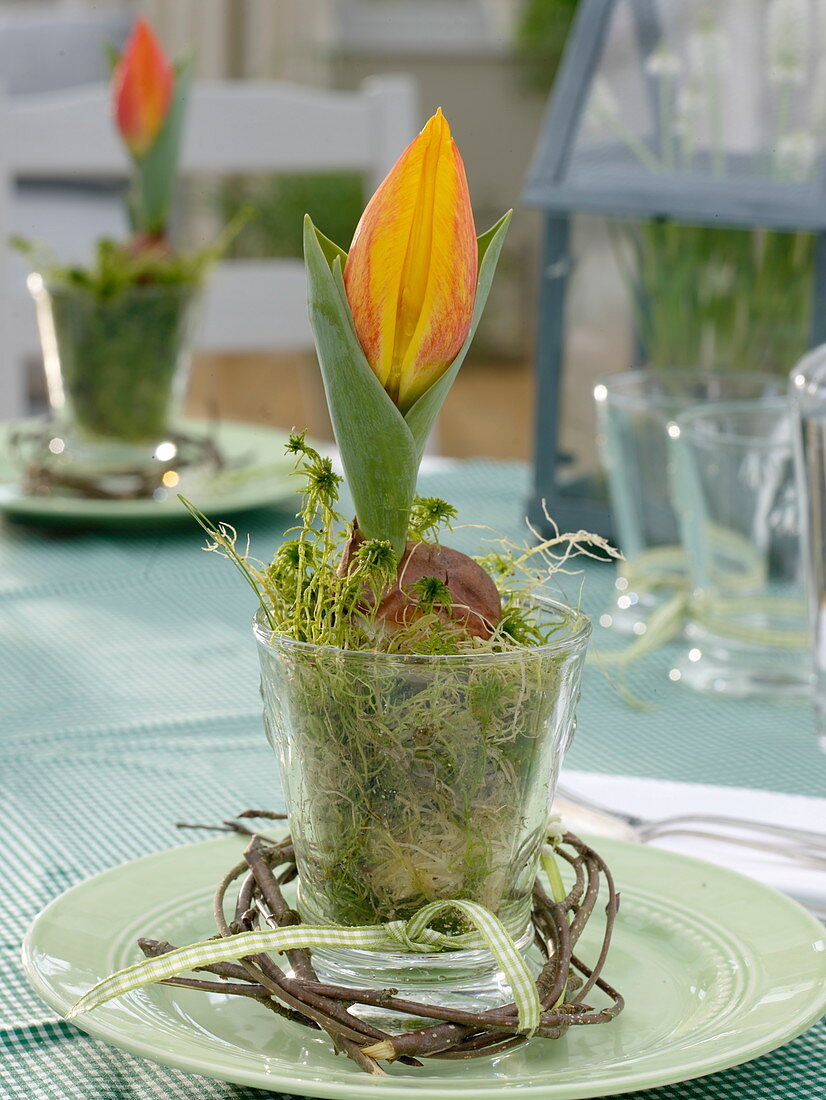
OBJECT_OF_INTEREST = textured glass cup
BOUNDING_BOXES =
[30,274,199,468]
[791,349,826,749]
[594,369,784,634]
[254,597,590,1014]
[670,398,810,700]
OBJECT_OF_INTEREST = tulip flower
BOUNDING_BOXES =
[303,109,511,558]
[344,109,477,413]
[112,18,174,158]
[110,18,191,241]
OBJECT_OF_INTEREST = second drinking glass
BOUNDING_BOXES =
[669,398,810,700]
[791,348,826,746]
[594,369,783,635]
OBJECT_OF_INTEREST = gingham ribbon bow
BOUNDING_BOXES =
[67,897,541,1034]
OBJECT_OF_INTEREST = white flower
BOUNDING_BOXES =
[645,44,683,79]
[545,812,565,844]
[775,129,818,180]
[586,76,621,129]
[687,19,731,80]
[766,0,809,86]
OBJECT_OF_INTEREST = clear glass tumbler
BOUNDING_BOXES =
[254,597,590,1016]
[670,398,810,700]
[30,274,199,470]
[791,349,826,748]
[594,369,785,634]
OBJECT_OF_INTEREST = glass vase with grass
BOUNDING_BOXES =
[26,247,202,473]
[183,110,616,1019]
[16,18,237,482]
[251,504,591,1017]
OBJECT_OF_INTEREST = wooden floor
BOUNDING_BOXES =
[186,352,536,461]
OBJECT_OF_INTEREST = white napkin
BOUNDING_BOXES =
[555,771,826,919]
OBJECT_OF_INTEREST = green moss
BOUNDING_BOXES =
[262,638,565,928]
[183,431,616,654]
[13,236,219,298]
[47,280,196,442]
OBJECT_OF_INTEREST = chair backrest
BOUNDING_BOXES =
[0,6,131,96]
[0,75,419,418]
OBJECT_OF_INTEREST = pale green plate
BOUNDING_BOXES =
[22,835,826,1099]
[0,418,297,528]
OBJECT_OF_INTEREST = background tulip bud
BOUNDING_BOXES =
[344,109,477,414]
[113,17,174,158]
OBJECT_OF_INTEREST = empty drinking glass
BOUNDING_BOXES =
[791,349,826,748]
[669,398,810,700]
[594,369,784,634]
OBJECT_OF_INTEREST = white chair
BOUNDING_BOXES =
[0,75,419,418]
[0,4,131,95]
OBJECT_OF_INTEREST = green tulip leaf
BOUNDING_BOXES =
[303,216,417,557]
[135,55,193,237]
[303,209,510,555]
[404,210,512,462]
[314,226,349,268]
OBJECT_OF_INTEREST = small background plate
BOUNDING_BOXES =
[0,418,296,528]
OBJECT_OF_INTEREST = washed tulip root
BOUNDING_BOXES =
[339,523,503,638]
[136,821,623,1072]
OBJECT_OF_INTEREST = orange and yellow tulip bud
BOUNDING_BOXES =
[344,109,477,414]
[112,18,174,158]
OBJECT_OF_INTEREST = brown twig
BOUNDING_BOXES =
[237,809,290,821]
[11,426,227,501]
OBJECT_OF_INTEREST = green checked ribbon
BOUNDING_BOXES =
[593,528,802,670]
[67,896,541,1034]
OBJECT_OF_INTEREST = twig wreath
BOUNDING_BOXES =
[122,815,624,1075]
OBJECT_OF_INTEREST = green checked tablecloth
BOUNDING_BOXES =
[1,459,824,1099]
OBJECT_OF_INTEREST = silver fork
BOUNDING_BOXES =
[554,783,826,869]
